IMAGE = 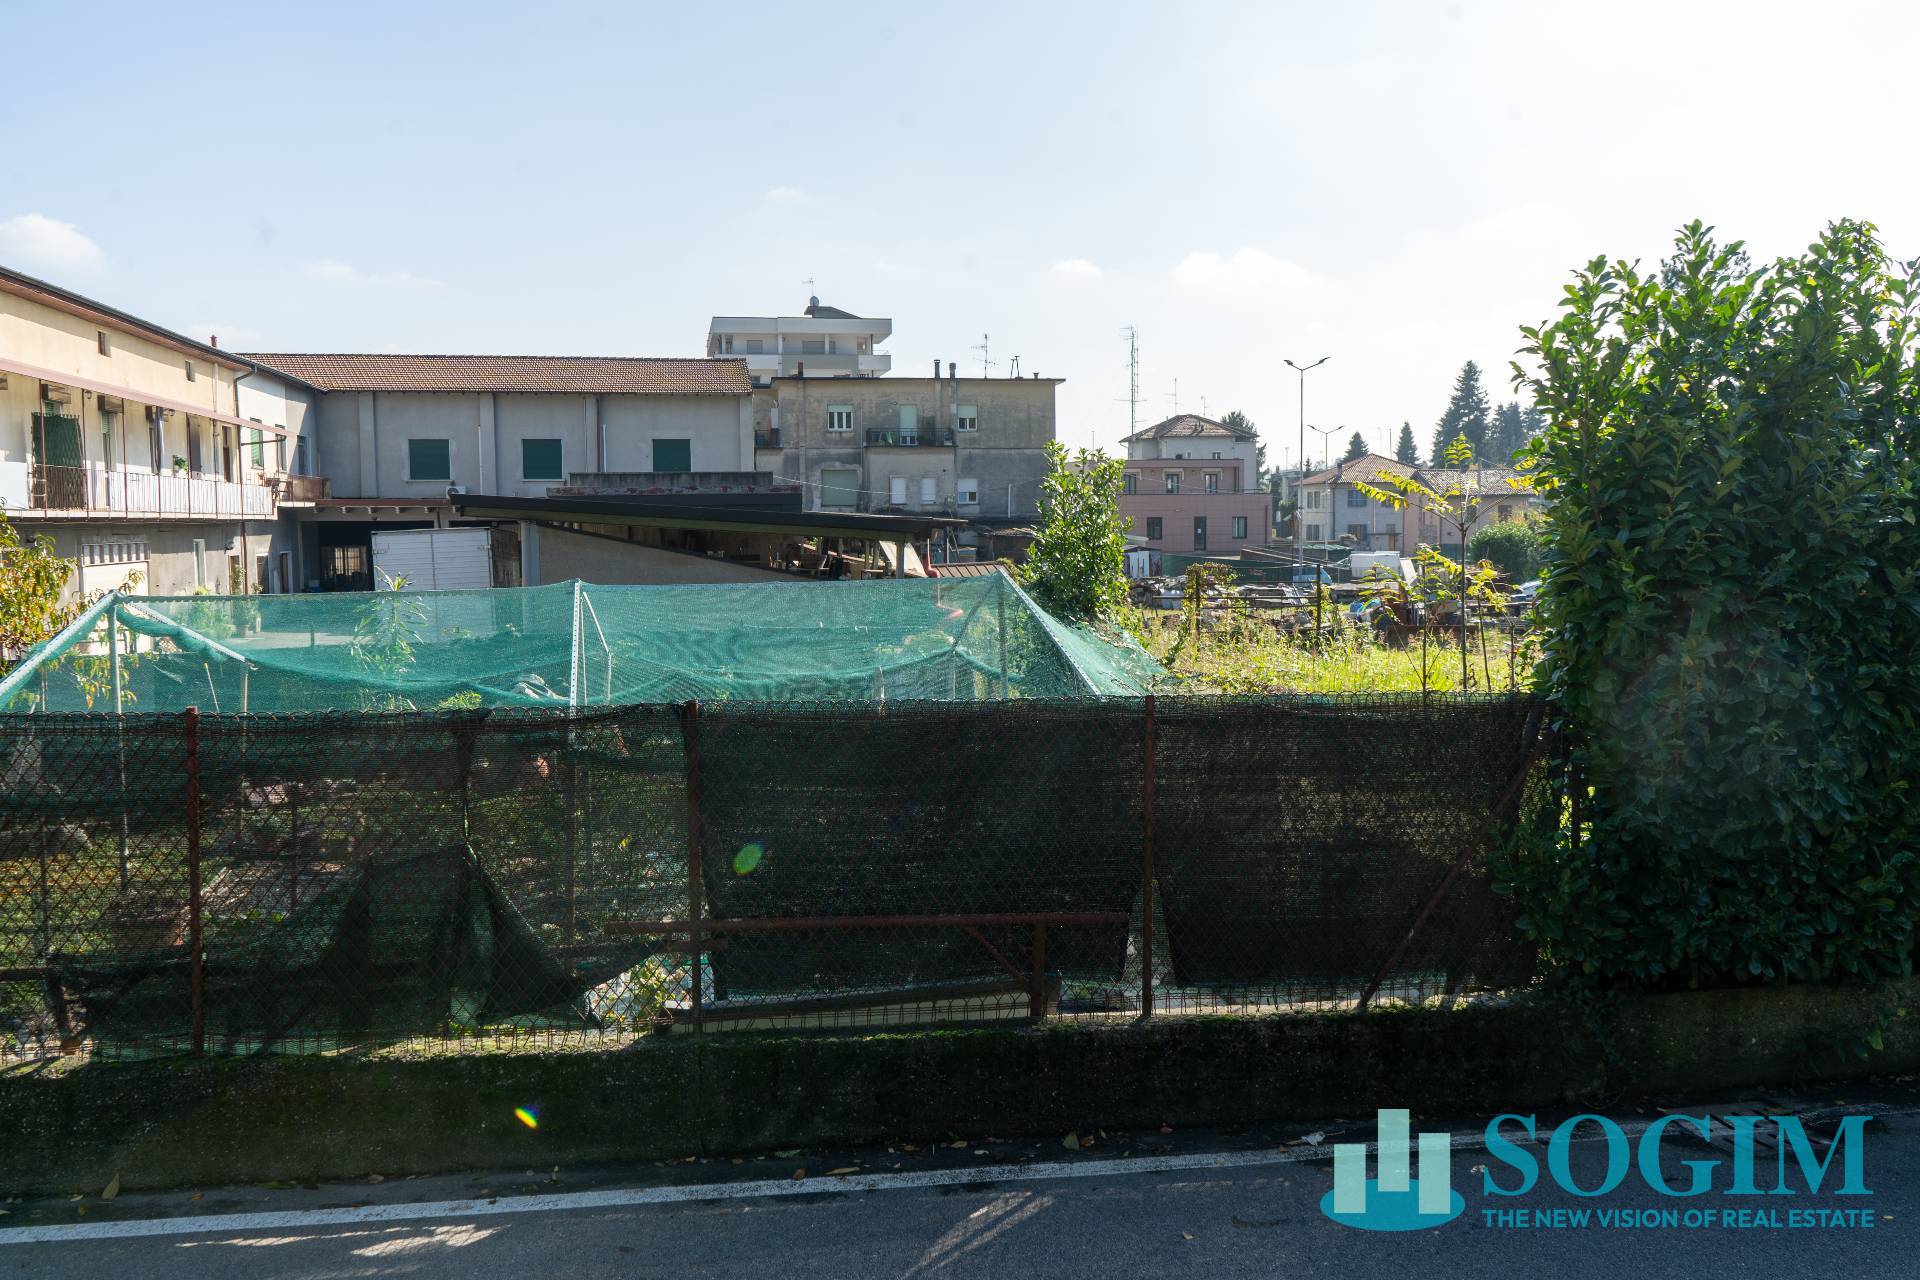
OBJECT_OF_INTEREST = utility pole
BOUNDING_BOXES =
[1284,355,1331,560]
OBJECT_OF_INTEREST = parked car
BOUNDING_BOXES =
[1508,579,1541,614]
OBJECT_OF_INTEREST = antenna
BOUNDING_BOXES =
[971,333,995,378]
[1007,355,1021,379]
[1165,377,1180,416]
[802,276,816,294]
[1120,326,1140,438]
[1199,394,1210,419]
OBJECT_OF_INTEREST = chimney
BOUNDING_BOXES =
[947,361,956,381]
[209,334,219,348]
[797,361,805,376]
[933,359,939,378]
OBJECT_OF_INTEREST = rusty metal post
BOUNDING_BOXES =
[682,700,704,1031]
[1028,925,1048,1019]
[1139,694,1157,1020]
[185,707,205,1056]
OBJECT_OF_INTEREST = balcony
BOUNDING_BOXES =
[275,473,330,503]
[8,462,277,520]
[754,428,784,449]
[866,428,956,448]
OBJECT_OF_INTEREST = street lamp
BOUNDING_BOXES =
[1284,356,1329,556]
[1306,423,1337,472]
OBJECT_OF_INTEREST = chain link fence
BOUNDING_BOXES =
[1,695,1547,1058]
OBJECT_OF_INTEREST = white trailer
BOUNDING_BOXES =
[370,527,493,592]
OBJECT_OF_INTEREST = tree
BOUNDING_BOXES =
[1340,431,1368,464]
[0,512,82,669]
[1430,361,1492,466]
[1394,422,1419,465]
[1021,442,1131,618]
[1488,401,1546,463]
[1465,519,1543,582]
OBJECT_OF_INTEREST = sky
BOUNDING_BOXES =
[5,0,1920,470]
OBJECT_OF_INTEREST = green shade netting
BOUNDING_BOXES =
[1,576,1159,713]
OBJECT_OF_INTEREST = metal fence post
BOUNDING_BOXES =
[682,699,704,1032]
[1140,694,1157,1020]
[185,706,205,1056]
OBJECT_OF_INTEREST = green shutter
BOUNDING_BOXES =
[522,438,564,481]
[653,438,692,473]
[408,439,451,481]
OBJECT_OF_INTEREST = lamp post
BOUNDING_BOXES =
[1284,356,1329,559]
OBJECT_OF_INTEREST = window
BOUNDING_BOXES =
[1122,472,1137,495]
[888,476,907,504]
[744,339,763,354]
[1232,515,1248,540]
[407,438,451,481]
[1305,523,1321,541]
[1165,471,1180,494]
[956,405,978,432]
[1204,471,1219,494]
[148,415,163,471]
[1498,503,1514,522]
[100,409,119,469]
[294,436,310,475]
[97,331,111,356]
[820,467,859,509]
[522,438,564,481]
[246,423,265,471]
[1211,451,1222,459]
[1193,516,1208,551]
[1347,487,1368,508]
[191,538,208,588]
[957,477,979,505]
[920,477,937,503]
[720,334,734,353]
[82,539,147,566]
[1348,523,1369,541]
[898,405,918,439]
[1305,488,1323,509]
[652,438,692,472]
[827,405,853,433]
[1145,517,1163,540]
[184,360,195,382]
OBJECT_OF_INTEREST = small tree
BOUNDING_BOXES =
[1394,422,1419,465]
[0,512,78,665]
[1340,431,1369,463]
[1021,442,1131,618]
[1431,361,1492,465]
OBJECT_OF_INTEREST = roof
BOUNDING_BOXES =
[928,562,1010,579]
[1122,413,1254,444]
[240,353,752,395]
[1412,465,1536,497]
[0,263,315,383]
[451,492,965,540]
[802,300,861,320]
[1300,453,1417,486]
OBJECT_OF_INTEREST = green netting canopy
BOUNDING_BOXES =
[0,576,1159,714]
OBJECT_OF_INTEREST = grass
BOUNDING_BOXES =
[1140,606,1538,695]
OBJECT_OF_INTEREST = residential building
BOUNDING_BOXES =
[1295,452,1541,555]
[751,363,1059,529]
[239,353,755,590]
[0,264,316,599]
[708,297,891,385]
[1117,414,1270,555]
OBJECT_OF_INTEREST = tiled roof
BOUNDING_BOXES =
[1412,465,1536,497]
[1123,413,1254,443]
[240,353,752,395]
[1300,453,1417,486]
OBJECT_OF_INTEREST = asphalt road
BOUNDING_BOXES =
[5,1089,1913,1279]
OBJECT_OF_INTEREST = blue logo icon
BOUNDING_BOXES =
[1319,1108,1464,1231]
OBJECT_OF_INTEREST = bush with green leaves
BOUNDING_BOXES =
[1021,442,1131,618]
[1466,520,1544,583]
[1502,219,1920,991]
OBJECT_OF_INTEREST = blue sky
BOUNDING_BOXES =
[5,0,1918,466]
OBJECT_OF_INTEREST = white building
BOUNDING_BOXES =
[707,298,891,385]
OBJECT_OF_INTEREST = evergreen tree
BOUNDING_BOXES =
[1340,431,1368,464]
[1491,402,1526,462]
[1394,421,1419,465]
[1430,361,1493,466]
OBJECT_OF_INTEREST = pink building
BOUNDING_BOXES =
[1117,414,1270,556]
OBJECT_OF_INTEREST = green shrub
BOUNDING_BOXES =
[1501,219,1920,991]
[1465,521,1543,583]
[1021,442,1130,618]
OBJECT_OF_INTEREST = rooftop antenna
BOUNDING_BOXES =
[802,277,817,306]
[1165,378,1180,416]
[1007,355,1021,379]
[971,332,995,378]
[1199,394,1210,419]
[1119,326,1140,439]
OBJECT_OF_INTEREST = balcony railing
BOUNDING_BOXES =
[866,428,956,448]
[275,473,331,503]
[20,462,277,519]
[754,428,784,448]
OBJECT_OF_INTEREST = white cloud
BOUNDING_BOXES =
[763,186,810,205]
[0,213,106,274]
[1047,258,1103,284]
[299,259,443,288]
[1169,247,1312,295]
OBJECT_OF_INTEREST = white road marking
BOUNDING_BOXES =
[2,1105,1902,1247]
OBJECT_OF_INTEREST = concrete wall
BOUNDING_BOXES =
[530,524,790,585]
[314,391,753,501]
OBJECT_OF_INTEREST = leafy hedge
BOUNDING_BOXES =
[1500,220,1920,990]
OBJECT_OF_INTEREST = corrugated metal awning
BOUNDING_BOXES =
[0,356,292,438]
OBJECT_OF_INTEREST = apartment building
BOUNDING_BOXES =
[707,297,891,385]
[1118,414,1270,554]
[1296,452,1541,555]
[0,265,317,599]
[751,362,1058,525]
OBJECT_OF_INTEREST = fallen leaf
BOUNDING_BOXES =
[949,1140,969,1149]
[773,1149,801,1158]
[190,1193,203,1201]
[974,1150,989,1157]
[366,1174,385,1184]
[900,1144,920,1153]
[791,1169,806,1180]
[100,1175,120,1201]
[1063,1132,1080,1150]
[827,1167,860,1176]
[1299,1132,1325,1147]
[1182,1232,1194,1241]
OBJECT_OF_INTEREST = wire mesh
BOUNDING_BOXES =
[0,694,1547,1059]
